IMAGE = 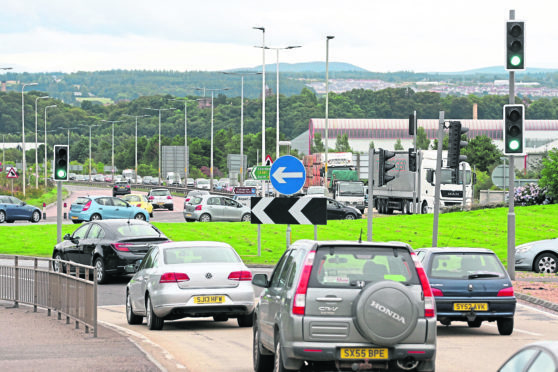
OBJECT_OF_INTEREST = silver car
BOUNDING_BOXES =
[515,238,558,273]
[184,194,251,222]
[147,188,173,211]
[126,241,255,330]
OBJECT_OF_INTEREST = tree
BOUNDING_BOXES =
[461,135,502,172]
[312,132,325,153]
[539,148,558,201]
[416,127,430,150]
[394,138,404,150]
[335,133,352,152]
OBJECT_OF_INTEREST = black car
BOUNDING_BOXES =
[52,220,168,284]
[416,247,516,335]
[324,197,362,220]
[113,181,131,196]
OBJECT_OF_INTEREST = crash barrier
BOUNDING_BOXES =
[0,255,97,337]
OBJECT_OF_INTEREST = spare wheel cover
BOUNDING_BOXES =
[353,281,419,346]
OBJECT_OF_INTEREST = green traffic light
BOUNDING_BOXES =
[510,55,522,66]
[508,139,520,151]
[57,169,67,178]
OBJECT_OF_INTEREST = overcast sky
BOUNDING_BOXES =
[0,0,554,73]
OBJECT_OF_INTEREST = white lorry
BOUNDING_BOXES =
[373,150,474,214]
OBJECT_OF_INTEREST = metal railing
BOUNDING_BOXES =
[0,255,97,337]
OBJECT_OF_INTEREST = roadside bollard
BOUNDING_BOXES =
[63,202,67,219]
[42,202,46,220]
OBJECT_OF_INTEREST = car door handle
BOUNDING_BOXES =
[316,297,343,302]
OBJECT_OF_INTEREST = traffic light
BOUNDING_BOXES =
[447,121,468,169]
[53,145,69,181]
[503,104,525,155]
[408,148,417,172]
[506,21,525,70]
[409,113,415,135]
[378,149,396,186]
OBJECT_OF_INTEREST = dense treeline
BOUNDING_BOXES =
[0,87,557,178]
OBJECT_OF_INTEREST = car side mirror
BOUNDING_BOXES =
[63,233,72,241]
[472,172,477,185]
[252,273,269,288]
[125,259,142,273]
[20,201,26,206]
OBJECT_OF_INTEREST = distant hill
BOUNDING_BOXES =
[229,61,370,73]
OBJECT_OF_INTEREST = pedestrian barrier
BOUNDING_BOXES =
[0,255,97,337]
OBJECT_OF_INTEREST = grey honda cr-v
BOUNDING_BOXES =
[252,240,436,372]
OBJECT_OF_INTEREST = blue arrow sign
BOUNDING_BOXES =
[270,155,306,195]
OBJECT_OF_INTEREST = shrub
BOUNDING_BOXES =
[514,183,551,206]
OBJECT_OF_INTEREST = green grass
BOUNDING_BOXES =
[1,204,557,267]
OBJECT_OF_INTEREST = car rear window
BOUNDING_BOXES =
[308,246,419,288]
[151,190,170,196]
[163,246,240,264]
[114,224,164,238]
[429,253,506,279]
[190,197,203,205]
[74,197,91,205]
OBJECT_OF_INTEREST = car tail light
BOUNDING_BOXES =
[228,271,252,281]
[111,243,132,252]
[160,272,190,283]
[411,252,436,318]
[167,195,172,199]
[82,200,92,212]
[498,287,514,297]
[148,196,154,201]
[431,287,444,297]
[195,205,202,211]
[292,250,315,316]
[126,185,130,188]
[136,203,142,207]
[185,198,191,202]
[113,185,118,189]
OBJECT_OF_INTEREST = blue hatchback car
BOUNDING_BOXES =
[415,247,516,335]
[69,195,150,223]
[0,195,42,223]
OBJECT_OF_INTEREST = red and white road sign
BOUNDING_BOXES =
[7,167,18,179]
[265,155,273,166]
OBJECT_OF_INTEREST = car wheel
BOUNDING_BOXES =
[402,201,409,215]
[134,213,146,221]
[53,253,65,273]
[274,336,296,372]
[30,210,41,223]
[146,296,164,330]
[168,206,174,211]
[90,213,102,221]
[126,291,143,325]
[72,220,81,224]
[0,210,5,223]
[421,202,428,215]
[241,214,251,222]
[534,253,558,274]
[200,213,211,222]
[94,257,108,284]
[344,214,356,220]
[149,212,153,218]
[467,319,482,328]
[213,315,228,322]
[237,312,253,327]
[497,318,514,335]
[253,321,273,372]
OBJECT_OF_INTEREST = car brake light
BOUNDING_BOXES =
[411,252,436,318]
[126,185,130,188]
[185,198,190,202]
[160,272,190,283]
[82,200,92,212]
[167,195,172,199]
[111,243,132,252]
[195,205,202,211]
[228,271,252,281]
[498,287,514,297]
[148,196,154,201]
[292,250,315,316]
[431,287,444,297]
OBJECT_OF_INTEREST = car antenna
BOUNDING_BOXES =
[358,228,363,243]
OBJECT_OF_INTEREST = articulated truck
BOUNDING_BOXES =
[373,150,474,214]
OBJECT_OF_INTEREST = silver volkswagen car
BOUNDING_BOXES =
[183,194,251,222]
[126,241,255,330]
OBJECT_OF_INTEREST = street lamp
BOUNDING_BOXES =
[79,124,100,182]
[124,114,150,184]
[325,35,334,187]
[21,82,38,196]
[253,26,266,166]
[222,72,261,184]
[170,98,190,182]
[143,108,174,186]
[195,88,229,190]
[44,105,57,187]
[100,120,123,180]
[34,95,49,188]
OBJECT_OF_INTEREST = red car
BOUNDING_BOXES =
[104,175,113,182]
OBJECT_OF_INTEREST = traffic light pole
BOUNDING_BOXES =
[412,111,418,213]
[367,147,375,241]
[432,111,445,247]
[507,9,517,280]
[57,181,62,243]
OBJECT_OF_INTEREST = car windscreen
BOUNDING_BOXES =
[308,246,419,288]
[74,197,91,205]
[112,224,165,238]
[163,246,240,264]
[150,190,169,196]
[429,252,507,279]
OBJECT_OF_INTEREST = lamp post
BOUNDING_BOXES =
[170,99,190,182]
[143,108,174,186]
[100,120,123,181]
[21,82,38,196]
[44,105,57,187]
[222,72,261,184]
[324,35,334,187]
[195,88,229,190]
[34,95,49,188]
[253,26,266,166]
[79,124,100,182]
[124,115,150,184]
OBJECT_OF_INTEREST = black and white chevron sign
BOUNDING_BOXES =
[251,197,327,225]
